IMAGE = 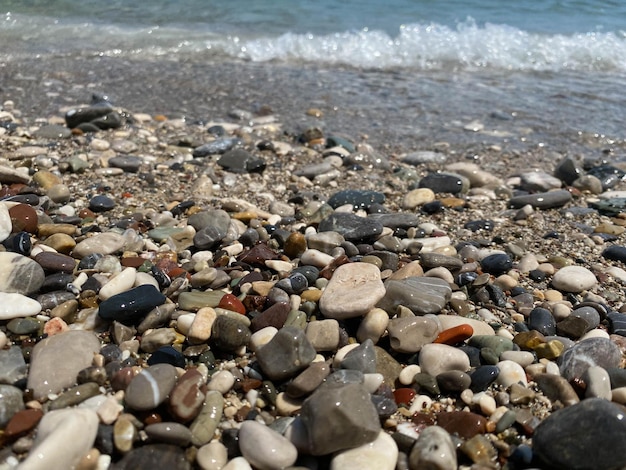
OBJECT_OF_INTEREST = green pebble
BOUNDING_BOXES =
[284,310,307,329]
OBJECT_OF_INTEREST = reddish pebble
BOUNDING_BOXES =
[43,317,69,336]
[78,208,96,219]
[168,368,205,423]
[9,203,38,233]
[393,387,416,406]
[4,409,43,438]
[434,324,474,345]
[218,293,246,315]
[111,367,137,392]
[121,256,148,268]
[436,411,487,439]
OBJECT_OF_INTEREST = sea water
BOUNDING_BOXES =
[1,0,625,153]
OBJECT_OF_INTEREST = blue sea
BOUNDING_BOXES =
[1,0,626,154]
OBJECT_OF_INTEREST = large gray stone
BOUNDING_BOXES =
[559,337,621,381]
[255,326,316,381]
[301,383,381,455]
[533,398,626,470]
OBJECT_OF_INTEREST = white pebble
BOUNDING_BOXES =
[238,420,297,470]
[496,360,528,387]
[197,441,228,470]
[363,373,384,393]
[249,327,278,352]
[408,395,433,415]
[398,364,421,386]
[0,293,42,320]
[500,350,535,367]
[222,456,253,470]
[330,431,398,470]
[0,203,12,243]
[207,370,236,394]
[98,267,137,301]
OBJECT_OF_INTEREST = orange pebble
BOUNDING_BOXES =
[43,317,69,336]
[218,293,246,315]
[434,324,474,345]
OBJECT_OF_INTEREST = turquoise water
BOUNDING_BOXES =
[1,0,625,71]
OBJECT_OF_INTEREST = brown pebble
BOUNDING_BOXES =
[4,409,43,439]
[436,411,487,439]
[37,223,78,237]
[250,301,290,332]
[283,232,307,258]
[41,233,76,254]
[168,368,205,423]
[34,251,76,273]
[9,203,38,233]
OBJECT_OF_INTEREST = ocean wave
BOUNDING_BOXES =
[233,21,626,72]
[2,13,626,72]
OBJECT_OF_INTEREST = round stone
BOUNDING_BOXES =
[419,343,471,377]
[551,266,597,292]
[125,363,178,411]
[0,252,45,295]
[9,203,38,233]
[89,194,116,212]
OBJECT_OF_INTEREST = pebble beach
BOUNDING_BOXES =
[2,55,626,470]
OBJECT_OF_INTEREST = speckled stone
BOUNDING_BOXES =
[378,277,451,315]
[319,263,386,320]
[533,398,626,470]
[0,252,45,295]
[559,337,621,380]
[409,425,457,470]
[27,330,101,400]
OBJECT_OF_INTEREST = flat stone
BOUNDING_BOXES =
[256,326,316,381]
[551,265,597,293]
[27,330,101,400]
[409,425,457,470]
[301,382,381,455]
[318,212,384,243]
[72,232,126,258]
[559,337,621,380]
[238,420,298,470]
[319,263,386,320]
[306,319,341,352]
[145,422,192,447]
[331,430,398,470]
[0,292,42,320]
[18,409,99,469]
[327,189,385,210]
[0,252,45,295]
[419,172,469,194]
[98,284,166,325]
[508,189,572,209]
[125,363,178,411]
[286,361,331,398]
[533,398,626,469]
[378,277,451,316]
